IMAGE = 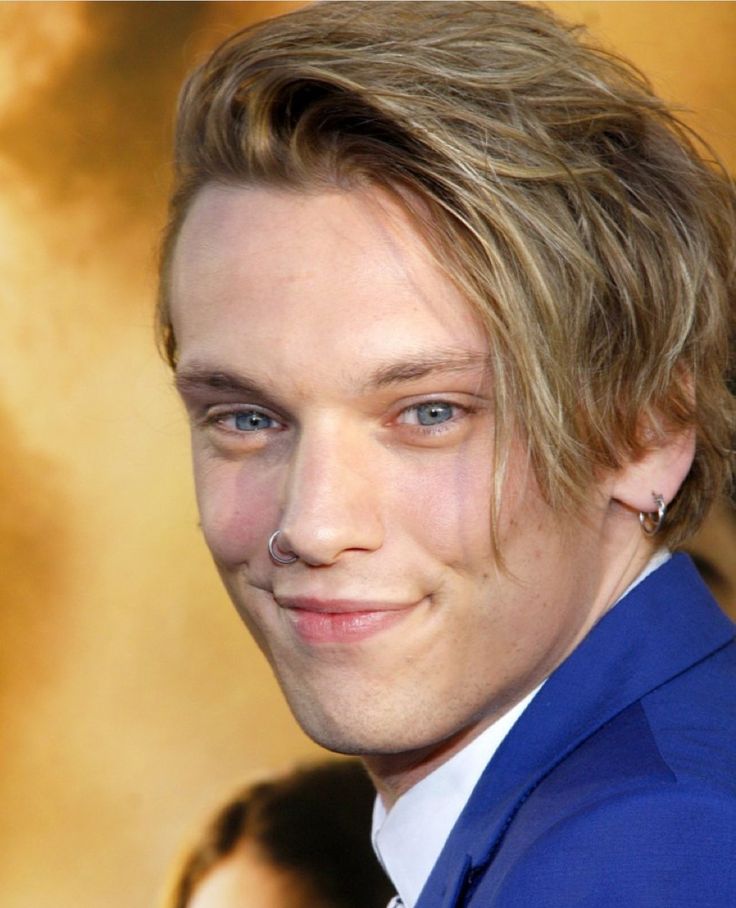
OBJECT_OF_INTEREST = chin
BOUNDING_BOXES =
[288,703,389,755]
[280,684,446,759]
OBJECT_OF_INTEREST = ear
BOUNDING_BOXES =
[609,425,696,514]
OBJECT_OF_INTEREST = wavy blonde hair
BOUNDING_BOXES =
[158,0,736,546]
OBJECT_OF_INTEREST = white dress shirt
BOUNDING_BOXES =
[372,551,670,908]
[372,686,541,908]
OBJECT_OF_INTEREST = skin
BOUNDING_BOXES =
[188,842,311,908]
[170,184,691,804]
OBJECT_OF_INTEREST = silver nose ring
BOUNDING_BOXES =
[268,530,298,565]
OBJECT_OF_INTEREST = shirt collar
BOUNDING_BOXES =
[620,547,670,599]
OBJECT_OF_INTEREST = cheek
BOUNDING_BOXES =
[391,442,495,562]
[193,456,277,566]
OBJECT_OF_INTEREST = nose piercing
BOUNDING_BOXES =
[268,530,298,565]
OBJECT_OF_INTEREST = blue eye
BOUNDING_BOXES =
[414,402,455,426]
[233,410,275,431]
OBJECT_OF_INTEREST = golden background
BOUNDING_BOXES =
[1,3,734,906]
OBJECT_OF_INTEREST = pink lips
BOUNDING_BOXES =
[278,597,415,644]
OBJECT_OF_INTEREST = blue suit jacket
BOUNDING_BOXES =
[415,554,736,907]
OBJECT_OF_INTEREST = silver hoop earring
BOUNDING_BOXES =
[639,492,666,537]
[268,531,298,565]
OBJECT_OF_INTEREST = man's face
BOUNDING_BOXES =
[171,184,611,768]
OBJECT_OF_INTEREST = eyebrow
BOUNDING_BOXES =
[365,351,491,389]
[175,367,263,397]
[175,350,491,400]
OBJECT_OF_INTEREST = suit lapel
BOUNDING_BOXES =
[415,555,735,908]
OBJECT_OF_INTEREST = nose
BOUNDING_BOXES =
[277,422,383,566]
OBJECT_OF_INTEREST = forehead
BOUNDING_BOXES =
[188,841,303,908]
[169,184,488,383]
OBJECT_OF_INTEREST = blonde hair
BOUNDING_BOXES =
[158,0,736,546]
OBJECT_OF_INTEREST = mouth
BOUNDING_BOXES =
[275,596,420,644]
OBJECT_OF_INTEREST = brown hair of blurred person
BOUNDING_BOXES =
[685,492,736,621]
[162,760,392,908]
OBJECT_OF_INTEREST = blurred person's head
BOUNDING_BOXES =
[163,760,392,908]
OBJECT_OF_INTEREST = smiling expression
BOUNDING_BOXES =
[170,184,623,781]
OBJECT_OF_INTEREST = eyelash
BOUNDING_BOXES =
[395,400,468,433]
[205,407,283,434]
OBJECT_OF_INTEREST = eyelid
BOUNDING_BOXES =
[391,398,483,440]
[396,399,463,423]
[203,403,286,431]
[391,390,479,413]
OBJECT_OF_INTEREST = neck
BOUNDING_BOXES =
[363,727,481,808]
[362,682,542,808]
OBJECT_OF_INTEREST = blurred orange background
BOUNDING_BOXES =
[1,3,734,906]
